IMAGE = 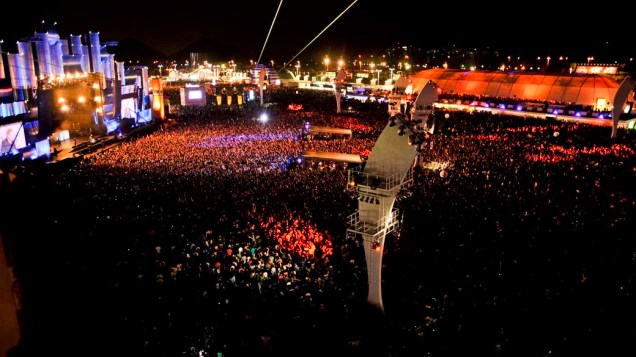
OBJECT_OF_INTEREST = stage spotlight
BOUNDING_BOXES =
[258,113,269,123]
[372,241,381,251]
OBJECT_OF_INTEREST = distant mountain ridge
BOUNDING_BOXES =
[108,35,634,70]
[110,37,256,65]
[168,37,251,63]
[110,38,167,64]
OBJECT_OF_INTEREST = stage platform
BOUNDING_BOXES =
[48,134,118,164]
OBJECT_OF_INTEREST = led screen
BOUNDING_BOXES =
[35,138,50,157]
[121,98,137,118]
[0,121,27,155]
[188,90,203,100]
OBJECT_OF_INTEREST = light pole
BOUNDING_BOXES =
[158,64,163,77]
[370,62,375,84]
[376,69,381,86]
[295,60,300,77]
[324,57,330,71]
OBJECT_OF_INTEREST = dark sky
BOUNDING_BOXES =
[1,0,633,62]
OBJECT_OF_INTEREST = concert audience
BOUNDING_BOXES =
[3,92,635,357]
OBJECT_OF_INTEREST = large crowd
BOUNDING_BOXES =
[3,91,636,357]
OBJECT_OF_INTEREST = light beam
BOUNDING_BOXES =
[257,0,284,65]
[278,0,358,73]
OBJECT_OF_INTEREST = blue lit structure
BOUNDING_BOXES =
[0,24,153,155]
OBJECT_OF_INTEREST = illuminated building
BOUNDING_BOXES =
[251,64,281,86]
[0,24,153,160]
[403,69,636,121]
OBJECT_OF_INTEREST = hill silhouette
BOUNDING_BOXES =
[109,38,167,64]
[168,37,252,63]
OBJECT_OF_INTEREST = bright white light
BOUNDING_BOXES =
[259,113,269,123]
[188,90,203,100]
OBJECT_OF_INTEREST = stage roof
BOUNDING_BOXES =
[408,69,620,108]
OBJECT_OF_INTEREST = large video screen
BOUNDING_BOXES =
[180,87,207,106]
[121,98,137,119]
[0,121,27,155]
[188,89,203,100]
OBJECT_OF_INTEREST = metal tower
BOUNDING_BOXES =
[346,79,438,311]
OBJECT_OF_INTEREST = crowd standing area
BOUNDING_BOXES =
[2,91,636,357]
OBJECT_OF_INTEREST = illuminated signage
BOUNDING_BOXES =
[575,66,618,75]
[188,90,203,100]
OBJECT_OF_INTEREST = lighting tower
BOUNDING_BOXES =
[346,80,439,312]
[334,68,347,113]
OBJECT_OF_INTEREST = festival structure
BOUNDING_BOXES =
[346,81,439,311]
[0,24,156,161]
[404,69,636,137]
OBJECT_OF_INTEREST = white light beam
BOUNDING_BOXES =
[278,0,358,73]
[257,0,284,65]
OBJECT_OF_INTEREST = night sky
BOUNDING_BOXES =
[1,1,634,61]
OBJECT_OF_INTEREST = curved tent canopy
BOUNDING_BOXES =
[408,69,620,108]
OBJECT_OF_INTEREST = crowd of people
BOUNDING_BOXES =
[3,91,636,357]
[385,111,636,356]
